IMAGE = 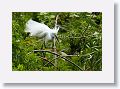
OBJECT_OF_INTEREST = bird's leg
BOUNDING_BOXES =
[52,41,54,49]
[41,44,43,49]
[40,39,46,49]
[43,40,46,57]
[40,39,46,58]
[44,40,47,48]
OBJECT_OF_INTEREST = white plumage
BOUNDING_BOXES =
[25,19,59,42]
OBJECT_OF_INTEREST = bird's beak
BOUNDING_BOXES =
[54,34,59,42]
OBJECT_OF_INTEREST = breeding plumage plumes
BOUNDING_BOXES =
[25,19,60,42]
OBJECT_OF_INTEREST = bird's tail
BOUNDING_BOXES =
[25,19,32,32]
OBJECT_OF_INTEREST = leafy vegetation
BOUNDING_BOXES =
[12,12,102,71]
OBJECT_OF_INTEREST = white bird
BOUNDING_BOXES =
[25,19,60,42]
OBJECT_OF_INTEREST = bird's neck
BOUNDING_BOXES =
[53,27,59,34]
[53,30,58,34]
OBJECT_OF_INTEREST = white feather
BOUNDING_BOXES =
[25,19,59,42]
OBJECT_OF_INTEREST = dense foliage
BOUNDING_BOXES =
[12,12,102,71]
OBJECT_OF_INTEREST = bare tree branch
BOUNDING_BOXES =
[55,14,59,27]
[33,50,83,70]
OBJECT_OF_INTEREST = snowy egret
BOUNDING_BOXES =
[25,19,60,48]
[25,19,60,42]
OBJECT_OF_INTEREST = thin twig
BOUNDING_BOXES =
[55,14,59,27]
[33,50,83,70]
[62,55,79,57]
[54,14,59,70]
[53,36,57,69]
[43,58,55,67]
[39,56,54,66]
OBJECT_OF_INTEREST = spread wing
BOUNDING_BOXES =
[25,19,51,38]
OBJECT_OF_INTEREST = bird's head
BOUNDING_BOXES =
[51,25,61,42]
[53,25,60,34]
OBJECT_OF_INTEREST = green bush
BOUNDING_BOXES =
[12,12,102,71]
